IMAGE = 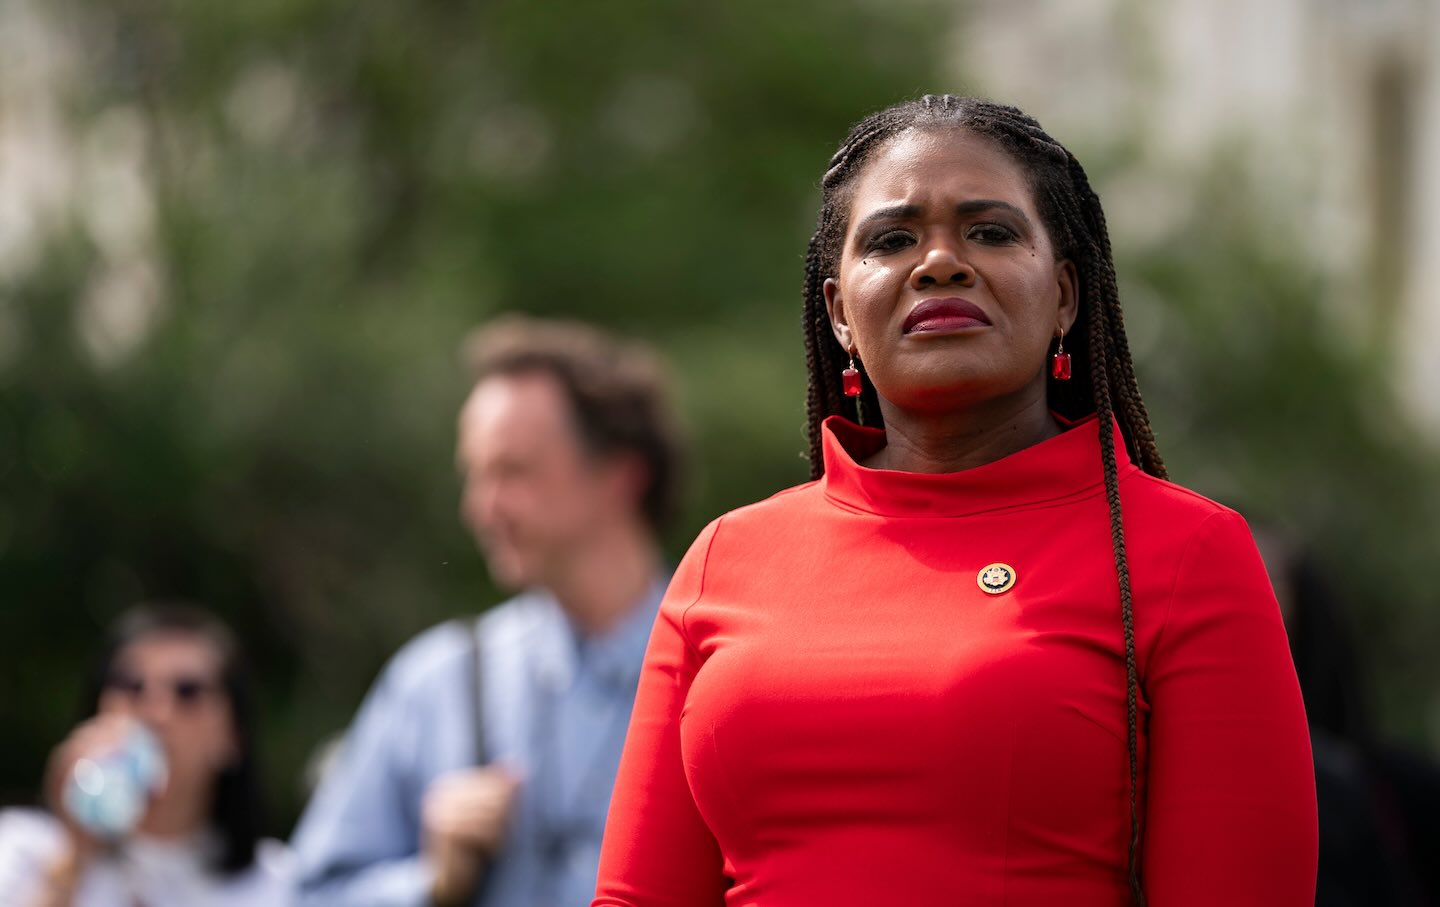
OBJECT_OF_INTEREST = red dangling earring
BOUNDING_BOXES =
[842,351,862,397]
[1051,328,1072,381]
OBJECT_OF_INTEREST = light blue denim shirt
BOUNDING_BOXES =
[291,578,666,907]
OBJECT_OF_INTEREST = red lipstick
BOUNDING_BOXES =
[902,297,992,334]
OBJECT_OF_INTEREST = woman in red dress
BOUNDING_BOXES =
[593,95,1317,906]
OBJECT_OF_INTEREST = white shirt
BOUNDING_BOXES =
[0,808,294,907]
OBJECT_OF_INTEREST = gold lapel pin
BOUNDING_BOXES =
[977,563,1017,595]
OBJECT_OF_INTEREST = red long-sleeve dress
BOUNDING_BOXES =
[594,416,1317,906]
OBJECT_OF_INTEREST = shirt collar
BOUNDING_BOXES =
[530,575,667,692]
[819,413,1138,518]
[583,574,666,688]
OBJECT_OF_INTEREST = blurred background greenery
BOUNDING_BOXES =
[3,0,1437,835]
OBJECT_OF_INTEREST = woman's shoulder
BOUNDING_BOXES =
[0,808,65,857]
[0,809,66,904]
[252,837,293,878]
[0,806,64,844]
[666,480,825,576]
[219,838,294,902]
[179,838,295,906]
[1122,469,1252,542]
[715,478,826,526]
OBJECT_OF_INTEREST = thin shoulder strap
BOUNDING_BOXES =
[470,616,487,765]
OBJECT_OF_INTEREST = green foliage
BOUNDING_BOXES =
[1112,156,1440,737]
[1,0,945,827]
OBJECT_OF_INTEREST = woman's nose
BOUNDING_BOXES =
[910,240,974,289]
[136,691,177,727]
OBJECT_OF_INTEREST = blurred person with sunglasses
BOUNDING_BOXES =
[0,605,293,907]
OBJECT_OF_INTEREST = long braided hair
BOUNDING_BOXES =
[801,95,1167,904]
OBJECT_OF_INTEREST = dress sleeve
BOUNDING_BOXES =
[593,520,727,907]
[1141,511,1318,905]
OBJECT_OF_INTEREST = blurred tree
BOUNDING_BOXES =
[0,0,945,827]
[1114,153,1440,741]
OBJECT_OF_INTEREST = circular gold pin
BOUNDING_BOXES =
[977,563,1017,595]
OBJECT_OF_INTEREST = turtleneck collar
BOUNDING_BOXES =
[819,413,1138,518]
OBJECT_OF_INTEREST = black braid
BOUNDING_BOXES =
[800,95,1164,903]
[1087,281,1148,907]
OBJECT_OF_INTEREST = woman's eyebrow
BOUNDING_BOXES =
[853,204,922,235]
[954,199,1033,227]
[854,200,1032,237]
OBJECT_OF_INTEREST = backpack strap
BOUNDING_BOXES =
[469,615,487,765]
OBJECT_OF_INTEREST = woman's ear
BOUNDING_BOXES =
[1057,259,1079,334]
[823,277,854,352]
[600,452,649,516]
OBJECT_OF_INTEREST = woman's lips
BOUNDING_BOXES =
[902,297,992,334]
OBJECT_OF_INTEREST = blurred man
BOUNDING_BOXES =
[291,316,685,907]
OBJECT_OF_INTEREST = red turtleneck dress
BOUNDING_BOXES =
[593,416,1317,906]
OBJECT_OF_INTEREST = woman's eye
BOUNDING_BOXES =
[968,223,1018,244]
[866,230,914,252]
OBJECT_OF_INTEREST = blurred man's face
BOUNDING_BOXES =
[457,372,630,590]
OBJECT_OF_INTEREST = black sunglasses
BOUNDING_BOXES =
[104,673,221,707]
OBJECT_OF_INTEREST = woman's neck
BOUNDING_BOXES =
[865,388,1061,474]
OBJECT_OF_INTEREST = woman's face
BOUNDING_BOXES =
[823,127,1077,417]
[99,632,238,788]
